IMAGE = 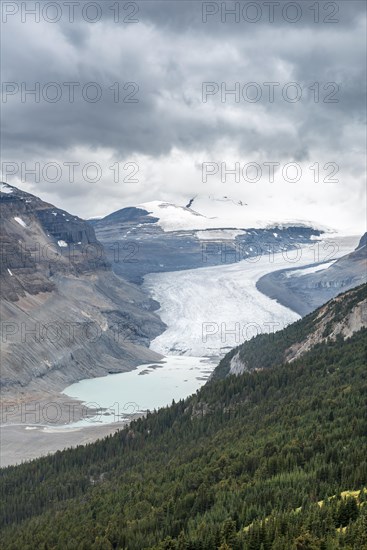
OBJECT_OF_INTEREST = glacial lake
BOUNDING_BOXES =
[62,356,216,428]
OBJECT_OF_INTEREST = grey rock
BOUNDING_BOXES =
[0,184,165,393]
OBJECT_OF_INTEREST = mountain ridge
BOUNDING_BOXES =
[257,232,367,316]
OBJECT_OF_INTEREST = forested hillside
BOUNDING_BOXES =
[0,287,366,549]
[214,283,367,379]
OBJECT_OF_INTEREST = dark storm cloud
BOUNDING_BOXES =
[139,0,364,30]
[1,0,366,224]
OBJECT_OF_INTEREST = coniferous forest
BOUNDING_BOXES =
[0,286,366,549]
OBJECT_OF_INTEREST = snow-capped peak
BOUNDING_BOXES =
[138,200,213,232]
[0,182,14,194]
[138,196,333,233]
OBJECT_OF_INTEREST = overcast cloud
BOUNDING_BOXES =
[1,0,366,233]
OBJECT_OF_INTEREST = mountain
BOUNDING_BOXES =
[257,232,367,316]
[214,282,367,379]
[1,285,366,549]
[0,183,164,393]
[138,196,332,233]
[91,199,324,285]
[0,182,110,302]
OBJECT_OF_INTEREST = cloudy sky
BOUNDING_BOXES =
[1,0,366,233]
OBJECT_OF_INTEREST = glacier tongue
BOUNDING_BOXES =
[144,238,357,357]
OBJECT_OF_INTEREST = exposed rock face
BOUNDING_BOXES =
[229,352,245,375]
[1,183,109,302]
[0,183,165,393]
[285,291,367,363]
[356,232,367,250]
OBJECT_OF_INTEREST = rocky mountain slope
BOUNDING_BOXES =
[257,232,367,316]
[214,283,367,378]
[0,183,164,393]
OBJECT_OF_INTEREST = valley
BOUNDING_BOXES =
[2,5,366,546]
[2,6,365,546]
[1,184,365,468]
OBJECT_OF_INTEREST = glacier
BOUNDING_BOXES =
[144,237,358,357]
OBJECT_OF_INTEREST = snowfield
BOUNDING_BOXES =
[1,183,13,194]
[144,238,357,357]
[195,229,246,241]
[139,198,335,234]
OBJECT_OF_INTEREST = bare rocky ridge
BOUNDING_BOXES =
[0,183,165,394]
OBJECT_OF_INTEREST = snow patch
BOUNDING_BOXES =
[196,229,245,241]
[14,216,27,228]
[285,260,338,278]
[0,183,13,194]
[139,201,212,232]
